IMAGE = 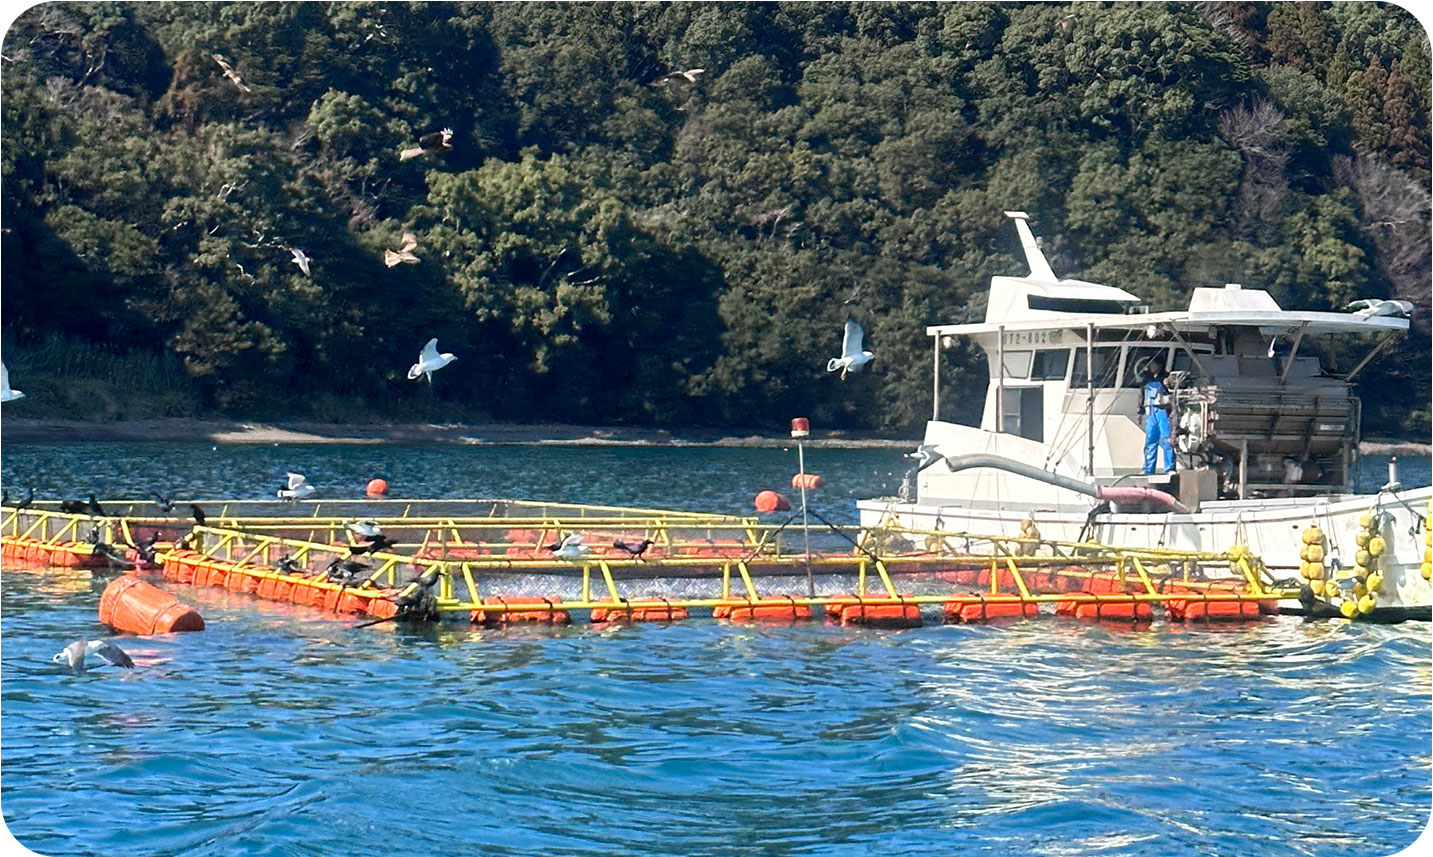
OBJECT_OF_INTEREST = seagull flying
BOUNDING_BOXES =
[52,639,135,672]
[1345,299,1414,319]
[407,338,457,382]
[653,68,705,86]
[152,492,175,513]
[826,319,874,380]
[289,247,311,276]
[1,360,24,403]
[384,231,420,267]
[399,128,453,161]
[548,533,589,561]
[277,472,316,501]
[212,53,252,93]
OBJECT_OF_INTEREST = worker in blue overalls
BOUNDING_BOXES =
[1140,360,1175,474]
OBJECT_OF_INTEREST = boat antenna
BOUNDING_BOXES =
[1003,211,1057,282]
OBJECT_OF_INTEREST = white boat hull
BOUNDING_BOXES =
[858,485,1433,613]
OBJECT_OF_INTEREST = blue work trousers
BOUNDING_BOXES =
[1144,410,1174,474]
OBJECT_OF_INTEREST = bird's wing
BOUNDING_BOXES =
[286,472,307,490]
[89,640,134,669]
[842,320,864,358]
[399,232,418,253]
[383,249,401,267]
[420,338,440,362]
[1,361,9,393]
[213,53,233,72]
[398,146,425,161]
[1345,299,1375,311]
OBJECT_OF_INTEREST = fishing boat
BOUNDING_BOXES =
[858,211,1431,619]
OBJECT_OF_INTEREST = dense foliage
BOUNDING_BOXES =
[2,2,1428,435]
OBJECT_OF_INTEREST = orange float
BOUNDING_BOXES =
[99,575,205,635]
[713,596,812,622]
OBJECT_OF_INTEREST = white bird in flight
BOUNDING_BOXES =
[653,68,705,86]
[289,247,311,276]
[548,533,589,561]
[827,319,874,380]
[1345,299,1414,319]
[408,338,456,382]
[384,231,419,267]
[277,472,317,501]
[1,360,23,402]
[52,639,134,672]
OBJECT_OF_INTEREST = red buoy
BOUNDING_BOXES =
[791,473,824,490]
[754,490,792,513]
[366,478,389,497]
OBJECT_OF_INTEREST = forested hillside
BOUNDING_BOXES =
[2,2,1428,435]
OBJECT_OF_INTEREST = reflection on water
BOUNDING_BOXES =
[1,443,1429,856]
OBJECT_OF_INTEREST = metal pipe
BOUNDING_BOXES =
[997,325,1005,433]
[1086,322,1095,478]
[932,335,941,421]
[940,453,1191,513]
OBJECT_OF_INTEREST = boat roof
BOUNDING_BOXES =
[929,309,1408,339]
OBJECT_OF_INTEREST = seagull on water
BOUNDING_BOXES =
[1345,299,1414,319]
[399,128,453,161]
[53,639,135,672]
[1,360,24,402]
[407,338,456,382]
[289,247,311,276]
[277,472,317,501]
[826,319,874,380]
[384,231,420,267]
[548,533,589,561]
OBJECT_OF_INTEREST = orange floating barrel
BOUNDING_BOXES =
[944,597,1038,624]
[366,477,389,497]
[471,596,570,627]
[754,490,791,513]
[791,473,824,490]
[1165,597,1264,622]
[825,596,922,629]
[592,598,688,624]
[714,596,812,622]
[99,575,205,635]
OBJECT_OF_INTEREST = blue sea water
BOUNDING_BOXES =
[1,443,1429,857]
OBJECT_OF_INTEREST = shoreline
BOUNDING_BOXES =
[0,418,917,449]
[1,418,1427,455]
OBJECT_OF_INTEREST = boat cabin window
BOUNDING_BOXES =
[1122,346,1172,388]
[1030,349,1069,380]
[1001,351,1032,379]
[1000,387,1044,442]
[1070,347,1120,388]
[1027,296,1130,314]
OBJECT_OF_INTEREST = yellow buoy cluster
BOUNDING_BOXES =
[1299,524,1328,596]
[1331,512,1387,619]
[1423,498,1432,583]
